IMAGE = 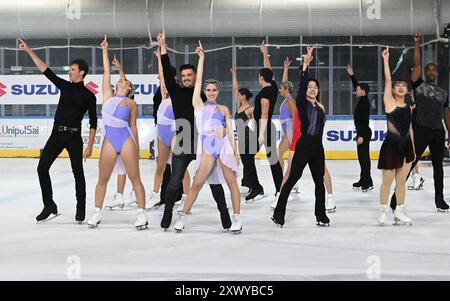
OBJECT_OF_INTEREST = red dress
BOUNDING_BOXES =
[290,111,302,151]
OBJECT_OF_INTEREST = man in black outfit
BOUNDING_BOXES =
[19,39,97,223]
[156,31,231,229]
[245,41,283,201]
[390,32,450,212]
[346,65,374,192]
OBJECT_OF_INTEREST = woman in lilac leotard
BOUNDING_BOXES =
[174,41,242,234]
[87,35,148,230]
[149,48,191,208]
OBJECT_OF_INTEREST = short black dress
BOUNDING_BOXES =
[378,105,415,170]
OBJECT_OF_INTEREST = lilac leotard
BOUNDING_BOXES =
[100,95,136,175]
[156,98,176,148]
[105,100,131,154]
[194,101,240,184]
[280,96,294,143]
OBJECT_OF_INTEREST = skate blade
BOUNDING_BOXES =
[36,213,61,224]
[393,219,412,226]
[352,187,362,190]
[136,223,149,231]
[362,187,374,193]
[105,204,124,210]
[174,225,185,233]
[437,208,449,213]
[245,194,266,203]
[326,207,336,214]
[231,228,242,235]
[271,217,284,228]
[316,222,330,227]
[88,221,100,228]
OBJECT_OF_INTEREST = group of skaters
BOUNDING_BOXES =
[20,31,449,233]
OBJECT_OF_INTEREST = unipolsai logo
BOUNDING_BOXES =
[66,0,81,20]
[0,125,40,137]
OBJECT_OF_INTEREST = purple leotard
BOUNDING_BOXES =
[100,95,136,175]
[194,101,239,184]
[156,98,176,148]
[280,96,294,144]
[105,98,131,154]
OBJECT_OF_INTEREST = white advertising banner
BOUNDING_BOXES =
[0,118,50,150]
[0,74,159,105]
[0,117,389,158]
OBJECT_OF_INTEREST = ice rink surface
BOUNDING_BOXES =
[1,158,449,281]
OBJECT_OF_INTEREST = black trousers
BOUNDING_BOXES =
[357,128,373,185]
[160,163,183,204]
[275,135,326,218]
[251,122,283,193]
[164,153,228,212]
[391,125,445,205]
[37,130,85,208]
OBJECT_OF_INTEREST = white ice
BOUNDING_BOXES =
[1,158,450,281]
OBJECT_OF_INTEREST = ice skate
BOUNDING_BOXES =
[105,193,125,210]
[316,213,330,227]
[75,204,85,224]
[146,192,160,209]
[436,199,449,213]
[87,208,102,228]
[230,213,242,234]
[271,208,285,228]
[125,190,137,207]
[240,185,251,196]
[270,194,279,209]
[352,180,362,190]
[377,204,389,225]
[160,209,173,230]
[245,186,265,203]
[177,194,189,213]
[219,209,232,230]
[361,183,374,193]
[393,205,412,226]
[408,174,425,191]
[134,208,149,230]
[36,203,60,223]
[174,212,187,232]
[325,194,336,213]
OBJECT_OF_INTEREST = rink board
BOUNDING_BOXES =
[0,116,429,160]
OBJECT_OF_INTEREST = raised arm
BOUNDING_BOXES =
[382,48,395,111]
[101,35,114,102]
[112,54,126,82]
[411,32,422,83]
[296,45,314,109]
[346,64,359,91]
[230,67,241,108]
[282,56,292,82]
[153,47,169,99]
[156,29,177,96]
[193,41,205,111]
[19,38,68,89]
[260,40,272,70]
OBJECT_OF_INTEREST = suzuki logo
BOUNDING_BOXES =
[0,82,7,97]
[85,81,98,95]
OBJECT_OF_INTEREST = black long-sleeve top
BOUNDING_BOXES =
[296,67,325,138]
[43,68,97,130]
[153,87,162,124]
[161,54,205,154]
[350,75,371,137]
